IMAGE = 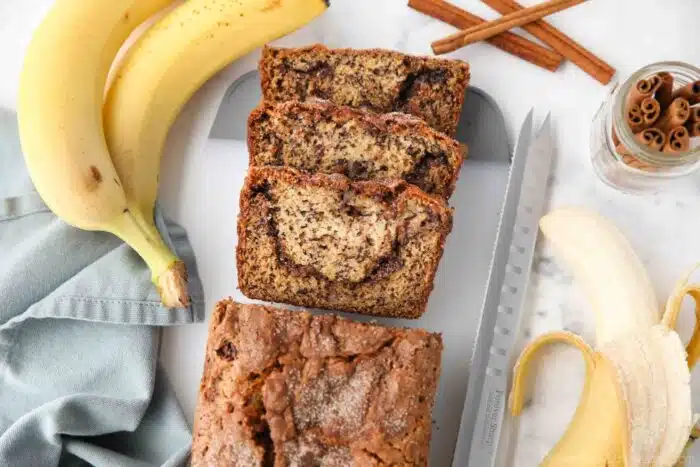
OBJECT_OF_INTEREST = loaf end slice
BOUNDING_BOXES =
[259,44,470,136]
[248,100,465,198]
[236,167,453,318]
[191,300,443,466]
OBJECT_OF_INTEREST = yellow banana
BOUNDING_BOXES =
[511,207,698,466]
[18,0,190,307]
[103,0,328,221]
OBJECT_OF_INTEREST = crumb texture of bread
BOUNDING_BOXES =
[236,167,453,319]
[248,100,464,199]
[191,300,443,467]
[259,44,470,136]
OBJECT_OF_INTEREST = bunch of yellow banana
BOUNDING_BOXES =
[18,0,328,306]
[511,207,698,466]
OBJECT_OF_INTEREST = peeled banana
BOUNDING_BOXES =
[18,0,190,307]
[511,207,699,466]
[539,206,660,346]
[104,0,329,222]
[601,325,691,466]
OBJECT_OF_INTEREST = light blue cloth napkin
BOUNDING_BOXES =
[0,108,205,466]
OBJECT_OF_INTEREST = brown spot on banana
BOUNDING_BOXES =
[85,165,103,191]
[261,0,281,11]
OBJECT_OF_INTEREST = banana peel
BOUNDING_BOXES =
[663,264,700,368]
[663,265,700,465]
[510,332,626,467]
[510,207,700,466]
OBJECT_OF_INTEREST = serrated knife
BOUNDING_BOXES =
[452,112,555,467]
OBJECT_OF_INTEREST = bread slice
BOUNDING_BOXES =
[236,167,453,318]
[259,44,470,136]
[247,100,464,199]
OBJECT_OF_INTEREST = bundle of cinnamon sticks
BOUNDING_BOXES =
[409,0,615,84]
[617,76,700,168]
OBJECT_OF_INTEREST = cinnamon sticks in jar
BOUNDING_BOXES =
[616,71,700,168]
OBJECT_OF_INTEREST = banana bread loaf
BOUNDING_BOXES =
[191,300,443,466]
[248,100,465,199]
[259,44,470,136]
[236,166,452,318]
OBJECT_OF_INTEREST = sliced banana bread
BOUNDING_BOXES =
[259,44,470,136]
[236,167,453,318]
[247,100,464,199]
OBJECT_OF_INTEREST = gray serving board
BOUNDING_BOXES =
[210,75,527,466]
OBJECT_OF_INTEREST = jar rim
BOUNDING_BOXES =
[613,61,700,166]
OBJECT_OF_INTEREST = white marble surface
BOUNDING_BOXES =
[2,0,700,465]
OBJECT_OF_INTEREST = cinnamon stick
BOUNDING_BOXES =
[625,104,645,134]
[616,128,665,156]
[688,121,700,138]
[656,97,690,132]
[617,128,666,171]
[620,155,648,170]
[672,80,700,105]
[408,0,563,71]
[647,74,662,93]
[481,0,614,84]
[640,128,667,151]
[639,97,660,129]
[431,0,586,56]
[686,107,700,138]
[663,126,690,153]
[654,72,674,108]
[626,76,658,111]
[687,107,700,137]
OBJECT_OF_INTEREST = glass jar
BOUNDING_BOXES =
[590,61,700,193]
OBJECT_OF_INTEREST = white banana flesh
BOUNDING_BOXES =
[539,206,660,346]
[648,326,692,466]
[511,207,696,466]
[104,0,329,219]
[601,328,666,465]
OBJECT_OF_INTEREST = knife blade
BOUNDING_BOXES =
[452,112,555,467]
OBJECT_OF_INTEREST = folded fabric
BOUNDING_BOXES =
[0,108,205,466]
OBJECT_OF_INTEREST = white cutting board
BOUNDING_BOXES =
[160,135,511,465]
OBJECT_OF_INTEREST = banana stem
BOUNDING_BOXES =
[109,209,190,308]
